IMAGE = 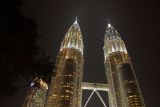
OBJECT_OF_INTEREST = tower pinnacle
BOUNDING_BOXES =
[103,20,127,59]
[106,18,112,28]
[74,16,78,24]
[108,23,112,28]
[60,17,83,53]
[105,20,121,40]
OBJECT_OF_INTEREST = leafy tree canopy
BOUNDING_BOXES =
[0,0,53,96]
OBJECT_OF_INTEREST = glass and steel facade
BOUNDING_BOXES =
[22,78,48,107]
[103,23,145,107]
[44,19,84,107]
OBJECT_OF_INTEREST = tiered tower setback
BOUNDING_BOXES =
[103,22,145,107]
[44,18,84,107]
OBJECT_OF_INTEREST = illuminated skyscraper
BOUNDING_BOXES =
[44,18,84,107]
[103,21,145,107]
[22,18,146,107]
[22,78,48,107]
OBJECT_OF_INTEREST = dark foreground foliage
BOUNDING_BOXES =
[0,0,53,96]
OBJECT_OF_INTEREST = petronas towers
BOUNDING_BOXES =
[45,19,84,107]
[104,22,145,107]
[22,18,145,107]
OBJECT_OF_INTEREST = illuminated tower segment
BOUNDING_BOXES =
[103,22,145,107]
[45,18,84,107]
[22,78,48,107]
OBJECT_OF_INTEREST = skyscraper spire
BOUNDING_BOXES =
[103,21,127,59]
[105,19,121,40]
[60,17,83,53]
[74,16,78,24]
[106,18,111,27]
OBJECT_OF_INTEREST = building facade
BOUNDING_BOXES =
[44,19,84,107]
[22,19,146,107]
[22,78,48,107]
[103,22,145,107]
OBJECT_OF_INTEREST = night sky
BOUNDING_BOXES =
[1,0,160,107]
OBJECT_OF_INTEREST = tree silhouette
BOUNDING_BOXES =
[0,0,53,96]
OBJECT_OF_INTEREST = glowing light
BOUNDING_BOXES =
[74,16,78,24]
[74,20,77,24]
[30,82,35,86]
[108,23,111,27]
